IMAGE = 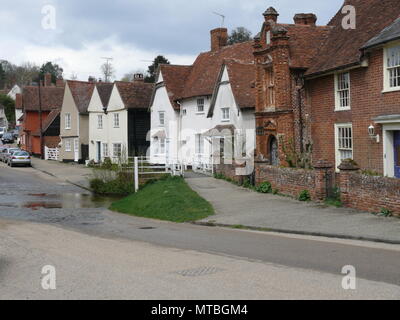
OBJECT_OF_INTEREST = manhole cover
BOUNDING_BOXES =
[175,266,224,277]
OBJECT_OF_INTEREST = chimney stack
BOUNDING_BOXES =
[293,13,317,26]
[263,7,279,23]
[133,74,144,82]
[44,73,52,87]
[210,28,228,51]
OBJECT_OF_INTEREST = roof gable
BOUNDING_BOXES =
[22,85,65,112]
[66,81,96,114]
[115,81,154,110]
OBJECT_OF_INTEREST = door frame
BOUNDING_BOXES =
[382,124,400,178]
[73,138,79,162]
[96,141,101,163]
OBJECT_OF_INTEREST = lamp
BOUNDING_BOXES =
[368,124,380,143]
[103,106,108,115]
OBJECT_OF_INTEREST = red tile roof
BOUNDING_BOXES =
[67,81,95,114]
[158,64,192,110]
[22,85,65,112]
[306,0,400,76]
[182,41,254,100]
[115,81,154,110]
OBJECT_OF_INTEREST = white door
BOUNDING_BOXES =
[74,138,79,162]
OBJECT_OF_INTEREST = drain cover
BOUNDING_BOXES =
[139,227,156,230]
[175,266,224,277]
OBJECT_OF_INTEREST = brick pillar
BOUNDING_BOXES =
[313,160,334,201]
[338,160,360,206]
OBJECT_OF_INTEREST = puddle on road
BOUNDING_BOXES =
[20,193,122,210]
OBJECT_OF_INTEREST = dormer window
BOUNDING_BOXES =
[384,44,400,91]
[159,111,165,126]
[197,98,205,113]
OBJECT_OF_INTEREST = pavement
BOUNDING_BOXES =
[31,157,92,189]
[185,173,400,244]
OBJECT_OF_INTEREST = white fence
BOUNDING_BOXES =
[44,146,59,161]
[192,155,214,176]
[133,156,184,192]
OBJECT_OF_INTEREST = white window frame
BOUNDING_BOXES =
[112,143,122,158]
[113,113,120,128]
[221,108,230,122]
[102,143,109,158]
[266,31,271,45]
[97,115,103,129]
[335,123,354,171]
[195,134,204,155]
[65,139,71,152]
[65,113,71,130]
[383,43,400,92]
[197,98,205,114]
[334,72,351,111]
[159,112,165,126]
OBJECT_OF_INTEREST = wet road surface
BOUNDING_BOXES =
[0,163,400,290]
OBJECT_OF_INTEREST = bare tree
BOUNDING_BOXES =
[101,58,115,83]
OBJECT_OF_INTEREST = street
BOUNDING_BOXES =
[0,162,399,299]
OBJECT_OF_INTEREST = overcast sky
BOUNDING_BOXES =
[0,0,344,81]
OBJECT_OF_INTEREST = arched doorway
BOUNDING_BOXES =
[269,135,279,166]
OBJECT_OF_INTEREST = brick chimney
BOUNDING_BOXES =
[44,73,52,87]
[211,28,228,51]
[294,13,317,26]
[133,73,144,82]
[263,7,279,23]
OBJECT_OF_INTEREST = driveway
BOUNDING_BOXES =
[185,173,400,244]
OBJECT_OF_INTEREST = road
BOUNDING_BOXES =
[0,162,399,299]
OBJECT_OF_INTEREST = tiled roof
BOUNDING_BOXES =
[96,83,114,108]
[32,109,60,136]
[67,81,95,114]
[182,41,254,99]
[157,64,192,110]
[226,61,256,109]
[306,0,400,76]
[363,17,400,49]
[22,85,65,112]
[115,81,154,110]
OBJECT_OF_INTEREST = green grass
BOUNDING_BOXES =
[109,176,214,223]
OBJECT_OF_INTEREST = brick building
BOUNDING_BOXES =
[20,74,65,156]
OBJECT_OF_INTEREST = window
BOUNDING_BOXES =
[195,134,204,154]
[113,143,122,158]
[266,31,271,45]
[113,113,120,128]
[266,68,275,107]
[335,72,351,110]
[65,139,71,152]
[97,115,103,129]
[160,138,166,154]
[182,109,187,116]
[335,124,353,167]
[385,45,400,90]
[221,108,230,121]
[197,99,205,113]
[159,112,165,126]
[65,113,71,130]
[102,143,109,158]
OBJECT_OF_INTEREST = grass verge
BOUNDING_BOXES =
[109,176,214,223]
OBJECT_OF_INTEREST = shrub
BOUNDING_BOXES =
[380,208,393,217]
[299,190,311,202]
[257,182,272,194]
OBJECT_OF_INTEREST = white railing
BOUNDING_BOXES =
[133,156,184,192]
[192,155,214,176]
[45,146,60,161]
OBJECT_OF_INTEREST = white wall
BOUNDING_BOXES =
[150,82,179,164]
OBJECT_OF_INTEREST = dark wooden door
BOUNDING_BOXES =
[394,131,400,178]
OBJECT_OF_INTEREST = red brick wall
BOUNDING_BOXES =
[307,48,400,174]
[340,172,400,216]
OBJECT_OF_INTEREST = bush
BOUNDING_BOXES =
[257,182,272,194]
[299,190,311,202]
[380,208,393,217]
[325,186,343,207]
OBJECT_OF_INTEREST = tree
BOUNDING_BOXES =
[38,62,64,84]
[0,94,15,127]
[0,63,5,89]
[227,27,252,45]
[145,55,170,83]
[101,61,115,83]
[15,62,40,86]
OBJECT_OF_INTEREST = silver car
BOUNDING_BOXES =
[7,151,31,167]
[1,148,21,162]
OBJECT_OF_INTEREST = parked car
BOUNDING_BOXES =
[1,132,14,144]
[0,127,5,138]
[7,151,31,167]
[11,128,20,139]
[0,148,20,162]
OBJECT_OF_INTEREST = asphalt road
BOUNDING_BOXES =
[0,162,399,299]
